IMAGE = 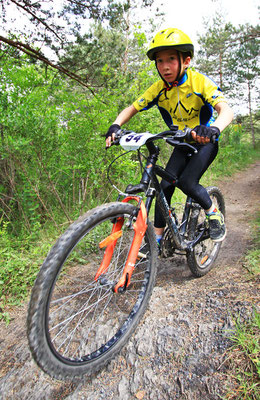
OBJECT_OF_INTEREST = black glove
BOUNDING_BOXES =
[193,125,220,142]
[106,124,121,139]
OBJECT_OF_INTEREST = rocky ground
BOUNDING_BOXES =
[0,162,259,400]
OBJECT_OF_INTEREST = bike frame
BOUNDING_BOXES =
[97,136,207,292]
[138,141,204,251]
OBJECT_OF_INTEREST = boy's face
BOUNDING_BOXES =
[155,49,191,83]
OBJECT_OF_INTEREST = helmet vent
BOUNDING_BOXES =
[167,32,174,39]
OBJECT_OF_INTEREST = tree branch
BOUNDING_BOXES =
[0,34,97,93]
[10,0,63,42]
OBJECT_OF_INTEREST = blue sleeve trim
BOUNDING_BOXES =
[194,92,214,126]
[140,97,159,111]
[158,106,173,128]
[139,89,166,112]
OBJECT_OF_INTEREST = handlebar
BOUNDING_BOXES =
[114,126,191,143]
[106,126,199,196]
[108,124,217,152]
[111,125,198,153]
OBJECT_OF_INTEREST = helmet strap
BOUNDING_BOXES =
[176,51,182,81]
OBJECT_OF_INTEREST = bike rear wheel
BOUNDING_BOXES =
[186,186,225,277]
[27,202,157,380]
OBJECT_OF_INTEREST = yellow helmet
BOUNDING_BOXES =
[147,28,194,60]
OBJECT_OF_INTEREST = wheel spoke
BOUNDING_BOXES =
[46,210,154,360]
[50,286,112,335]
[28,203,156,379]
[187,188,225,277]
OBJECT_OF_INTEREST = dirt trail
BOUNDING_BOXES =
[0,162,259,400]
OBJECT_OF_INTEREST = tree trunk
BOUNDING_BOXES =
[122,11,130,74]
[219,51,223,88]
[247,80,256,148]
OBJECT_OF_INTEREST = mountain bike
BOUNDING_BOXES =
[27,125,225,380]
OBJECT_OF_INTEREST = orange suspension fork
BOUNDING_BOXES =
[94,216,124,281]
[95,197,148,293]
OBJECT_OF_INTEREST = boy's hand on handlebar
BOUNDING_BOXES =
[191,126,220,144]
[105,124,121,148]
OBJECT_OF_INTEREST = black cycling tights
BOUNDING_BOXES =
[154,142,218,228]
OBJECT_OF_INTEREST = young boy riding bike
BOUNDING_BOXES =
[106,27,234,245]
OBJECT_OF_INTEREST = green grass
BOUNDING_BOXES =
[243,248,260,279]
[223,212,260,400]
[0,222,59,323]
[224,310,260,400]
[242,213,260,281]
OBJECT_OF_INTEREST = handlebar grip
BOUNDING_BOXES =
[105,139,118,150]
[105,129,124,149]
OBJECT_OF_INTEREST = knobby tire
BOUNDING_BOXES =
[27,202,157,380]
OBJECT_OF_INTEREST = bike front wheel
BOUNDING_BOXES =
[186,186,225,277]
[27,202,157,380]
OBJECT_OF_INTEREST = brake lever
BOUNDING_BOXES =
[166,136,197,153]
[173,127,192,141]
[176,142,198,153]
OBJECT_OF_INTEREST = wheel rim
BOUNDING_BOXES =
[193,236,221,269]
[193,192,223,269]
[45,211,152,365]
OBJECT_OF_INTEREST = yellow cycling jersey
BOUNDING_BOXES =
[133,69,227,129]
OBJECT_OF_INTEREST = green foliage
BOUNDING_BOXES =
[225,310,260,400]
[1,0,135,53]
[0,53,117,233]
[200,124,260,188]
[0,219,55,322]
[197,17,259,92]
[197,13,236,89]
[197,18,259,149]
[61,24,128,88]
[231,24,259,80]
[226,25,259,104]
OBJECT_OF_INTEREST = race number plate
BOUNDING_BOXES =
[120,132,154,150]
